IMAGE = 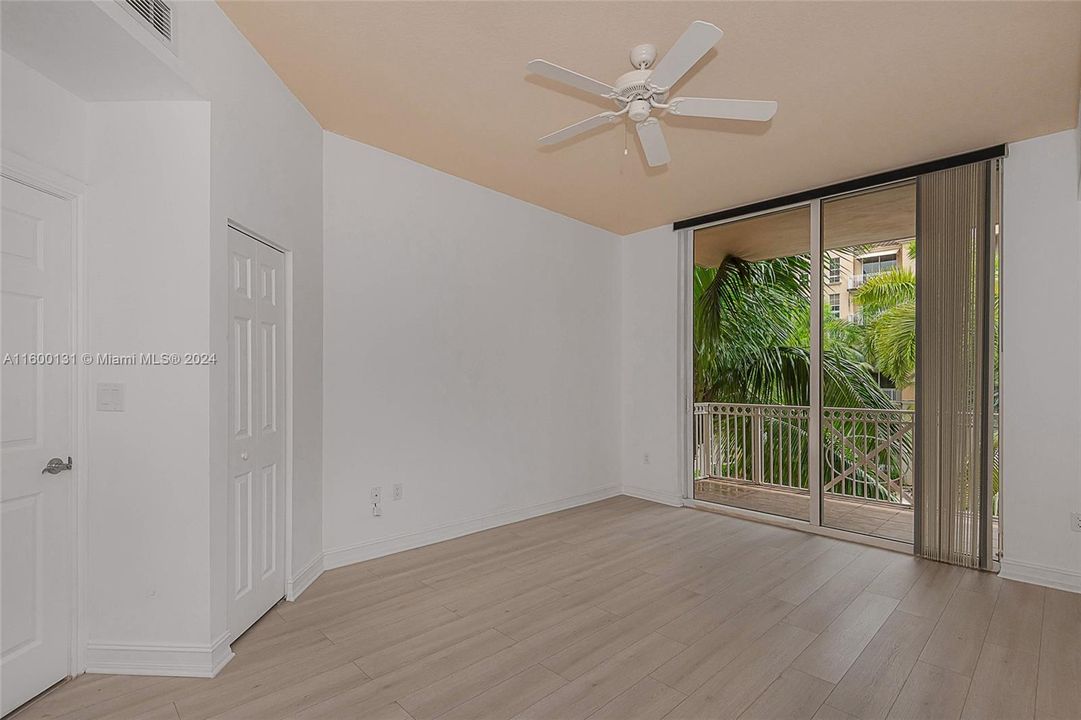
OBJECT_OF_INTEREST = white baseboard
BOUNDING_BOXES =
[999,557,1081,594]
[622,484,684,508]
[287,552,324,601]
[85,631,233,677]
[322,485,621,570]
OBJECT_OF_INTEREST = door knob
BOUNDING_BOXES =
[42,456,73,474]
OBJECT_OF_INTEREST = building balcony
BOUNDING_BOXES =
[848,273,870,289]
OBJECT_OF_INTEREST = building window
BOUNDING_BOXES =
[828,257,841,284]
[829,293,841,318]
[874,372,901,403]
[861,253,898,277]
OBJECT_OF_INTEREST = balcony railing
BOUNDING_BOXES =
[693,402,915,507]
[848,274,870,290]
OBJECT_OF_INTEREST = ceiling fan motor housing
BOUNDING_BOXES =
[627,99,651,122]
[615,69,666,102]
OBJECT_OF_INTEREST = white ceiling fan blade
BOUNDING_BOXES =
[527,59,616,98]
[635,118,670,167]
[647,21,723,92]
[668,97,778,121]
[538,112,620,145]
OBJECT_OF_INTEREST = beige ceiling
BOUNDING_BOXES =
[219,1,1081,235]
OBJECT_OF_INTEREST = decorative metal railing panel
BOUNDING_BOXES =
[821,407,914,504]
[694,402,915,507]
[694,403,810,492]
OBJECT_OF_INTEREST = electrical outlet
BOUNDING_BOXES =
[1071,513,1081,532]
[643,453,650,465]
[393,483,403,501]
[370,486,382,502]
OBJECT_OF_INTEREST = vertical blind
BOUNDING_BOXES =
[915,160,997,569]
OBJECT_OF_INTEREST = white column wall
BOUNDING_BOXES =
[84,101,214,651]
[620,225,684,506]
[1000,129,1081,591]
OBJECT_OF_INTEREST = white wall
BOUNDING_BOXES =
[174,1,324,631]
[1,53,87,181]
[85,101,213,649]
[1000,129,1081,592]
[620,225,684,506]
[3,1,324,674]
[322,132,621,567]
[3,55,220,670]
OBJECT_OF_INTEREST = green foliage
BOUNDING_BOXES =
[864,300,917,387]
[850,268,917,387]
[851,268,915,313]
[694,251,919,502]
[694,256,894,409]
[788,308,867,365]
[693,239,1007,510]
[702,345,893,408]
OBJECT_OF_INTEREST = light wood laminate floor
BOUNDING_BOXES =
[12,497,1078,720]
[694,479,916,542]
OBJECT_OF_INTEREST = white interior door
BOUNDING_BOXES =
[1,176,75,715]
[227,226,286,639]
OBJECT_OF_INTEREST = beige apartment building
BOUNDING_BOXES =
[824,238,916,404]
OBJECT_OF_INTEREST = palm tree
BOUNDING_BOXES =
[851,267,916,388]
[695,256,893,409]
[694,254,906,501]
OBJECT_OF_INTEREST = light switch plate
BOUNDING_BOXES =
[96,383,125,412]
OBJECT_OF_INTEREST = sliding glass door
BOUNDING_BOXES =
[690,161,1000,563]
[690,190,915,542]
[692,205,811,522]
[819,183,916,544]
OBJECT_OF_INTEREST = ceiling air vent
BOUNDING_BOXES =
[118,0,175,48]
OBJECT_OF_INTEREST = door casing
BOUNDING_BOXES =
[2,151,88,684]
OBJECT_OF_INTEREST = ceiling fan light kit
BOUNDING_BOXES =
[528,21,778,168]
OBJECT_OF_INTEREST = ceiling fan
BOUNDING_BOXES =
[528,21,777,168]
